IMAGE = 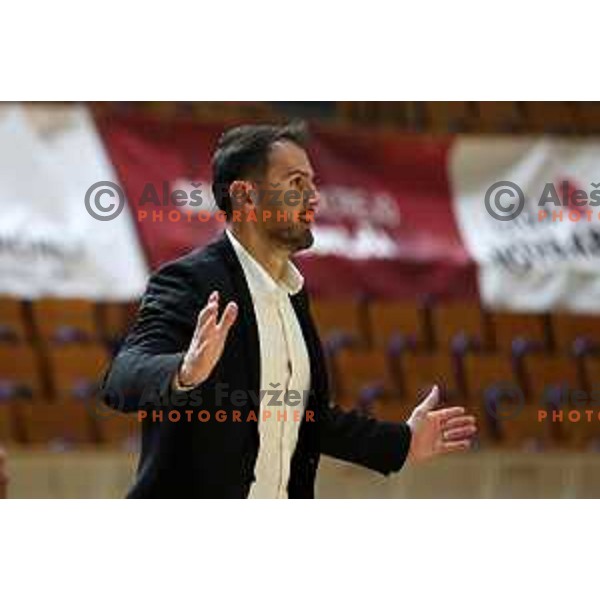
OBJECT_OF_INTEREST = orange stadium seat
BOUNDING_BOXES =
[46,344,110,401]
[0,403,17,444]
[572,102,600,134]
[311,299,367,348]
[0,296,30,342]
[0,344,45,400]
[367,300,429,350]
[336,102,384,127]
[474,101,523,133]
[580,355,600,396]
[463,353,521,404]
[124,300,140,333]
[31,298,99,344]
[559,411,600,450]
[97,301,137,345]
[15,400,94,447]
[488,311,550,352]
[94,409,140,449]
[551,313,600,352]
[424,101,475,133]
[521,355,582,404]
[460,400,498,448]
[496,404,556,450]
[463,354,525,447]
[399,352,458,402]
[334,349,401,409]
[430,302,489,350]
[522,101,576,133]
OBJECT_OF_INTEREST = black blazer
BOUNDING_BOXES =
[101,233,412,498]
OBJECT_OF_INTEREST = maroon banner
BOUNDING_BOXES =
[96,115,477,299]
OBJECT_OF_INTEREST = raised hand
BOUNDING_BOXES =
[176,290,238,389]
[406,385,477,464]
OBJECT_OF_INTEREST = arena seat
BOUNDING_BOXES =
[488,311,550,352]
[31,298,99,344]
[522,101,576,133]
[430,302,489,350]
[97,301,137,347]
[46,344,110,400]
[580,355,600,396]
[0,296,30,342]
[424,101,475,133]
[311,299,367,348]
[474,101,523,133]
[560,412,600,450]
[550,313,600,352]
[334,349,401,407]
[572,102,600,134]
[0,344,45,400]
[367,300,429,350]
[462,353,521,405]
[460,399,498,448]
[521,355,582,404]
[94,409,140,449]
[0,403,16,444]
[15,400,95,447]
[399,352,458,402]
[496,404,556,450]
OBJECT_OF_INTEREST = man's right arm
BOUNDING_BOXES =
[101,260,238,412]
[101,260,199,412]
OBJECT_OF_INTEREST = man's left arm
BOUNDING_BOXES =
[300,289,477,475]
[319,385,477,475]
[319,399,412,475]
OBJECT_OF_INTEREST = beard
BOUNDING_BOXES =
[266,221,314,253]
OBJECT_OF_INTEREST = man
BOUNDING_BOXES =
[101,122,477,499]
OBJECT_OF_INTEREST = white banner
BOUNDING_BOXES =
[0,105,148,299]
[450,136,600,312]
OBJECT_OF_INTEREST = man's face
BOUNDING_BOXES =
[253,140,319,253]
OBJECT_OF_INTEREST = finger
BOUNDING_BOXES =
[193,308,217,347]
[199,291,219,322]
[443,425,477,441]
[198,312,218,342]
[444,415,477,430]
[217,301,238,333]
[196,296,218,330]
[440,439,472,453]
[431,406,466,423]
[417,385,439,413]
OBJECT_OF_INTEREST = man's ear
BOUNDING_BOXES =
[229,180,256,212]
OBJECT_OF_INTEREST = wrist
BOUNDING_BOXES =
[173,363,198,391]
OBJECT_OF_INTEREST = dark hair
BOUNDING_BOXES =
[211,121,309,219]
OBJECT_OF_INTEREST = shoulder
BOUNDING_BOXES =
[151,235,228,281]
[145,234,233,303]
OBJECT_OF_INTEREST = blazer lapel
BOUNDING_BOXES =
[213,233,261,410]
